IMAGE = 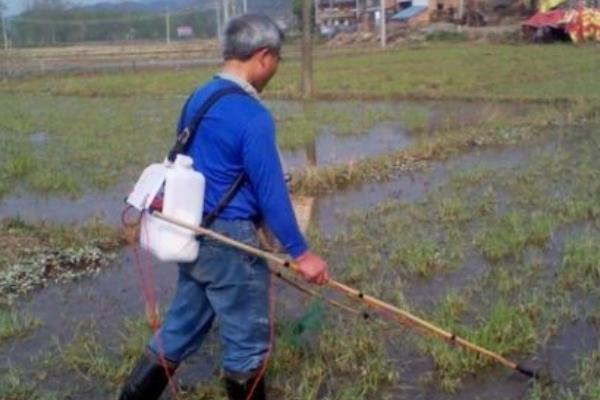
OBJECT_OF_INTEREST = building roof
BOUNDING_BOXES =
[522,9,566,28]
[391,5,428,21]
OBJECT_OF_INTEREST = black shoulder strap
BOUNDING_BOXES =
[165,83,251,228]
[167,85,248,163]
[202,172,246,228]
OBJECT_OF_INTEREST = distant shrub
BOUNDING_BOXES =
[425,30,469,42]
[485,30,523,44]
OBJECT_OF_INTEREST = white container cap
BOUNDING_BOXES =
[175,154,194,168]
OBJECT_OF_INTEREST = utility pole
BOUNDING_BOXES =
[224,0,230,24]
[165,8,171,44]
[301,0,313,99]
[0,0,7,51]
[243,0,248,13]
[216,1,222,40]
[380,0,386,48]
[1,13,7,50]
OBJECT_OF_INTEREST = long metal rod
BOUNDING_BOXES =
[150,211,539,379]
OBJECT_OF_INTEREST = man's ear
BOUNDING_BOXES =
[255,48,271,66]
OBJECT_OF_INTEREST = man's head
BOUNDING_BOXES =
[222,14,284,93]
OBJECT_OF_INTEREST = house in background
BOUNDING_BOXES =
[391,0,462,27]
[316,0,399,35]
[315,0,466,35]
[316,0,358,28]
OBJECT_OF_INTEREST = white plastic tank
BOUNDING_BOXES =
[140,154,205,262]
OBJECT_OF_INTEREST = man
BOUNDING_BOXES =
[118,13,329,400]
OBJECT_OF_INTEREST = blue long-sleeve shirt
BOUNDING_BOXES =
[177,77,308,258]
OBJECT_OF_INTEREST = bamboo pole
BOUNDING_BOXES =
[150,211,539,379]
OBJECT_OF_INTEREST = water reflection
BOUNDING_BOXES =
[281,122,412,170]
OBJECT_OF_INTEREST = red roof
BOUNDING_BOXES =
[523,10,566,28]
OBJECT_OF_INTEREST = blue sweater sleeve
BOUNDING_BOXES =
[242,111,309,259]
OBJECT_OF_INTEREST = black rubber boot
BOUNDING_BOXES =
[224,373,266,400]
[118,351,178,400]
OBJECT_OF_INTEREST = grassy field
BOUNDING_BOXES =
[2,117,597,399]
[1,43,599,102]
[0,93,426,198]
[1,42,600,399]
[0,43,597,199]
[1,92,574,199]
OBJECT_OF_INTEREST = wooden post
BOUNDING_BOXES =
[380,0,386,47]
[165,8,171,44]
[216,1,222,40]
[306,140,317,167]
[314,0,320,27]
[224,0,230,24]
[1,13,8,50]
[301,0,313,99]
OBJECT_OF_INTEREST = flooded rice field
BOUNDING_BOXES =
[0,98,542,224]
[1,97,598,399]
[281,121,412,170]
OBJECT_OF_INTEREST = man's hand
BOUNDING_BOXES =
[294,251,330,285]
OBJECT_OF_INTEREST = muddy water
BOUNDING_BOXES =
[5,232,591,399]
[267,99,539,137]
[386,222,600,400]
[1,101,584,399]
[0,179,133,225]
[281,121,412,170]
[310,134,598,399]
[273,99,540,170]
[389,349,533,400]
[1,249,176,362]
[0,142,539,398]
[0,99,537,224]
[0,247,313,398]
[314,144,531,237]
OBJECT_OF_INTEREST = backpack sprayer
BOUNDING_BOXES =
[125,86,248,262]
[126,154,205,262]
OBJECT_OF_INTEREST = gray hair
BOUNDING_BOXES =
[222,14,284,61]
